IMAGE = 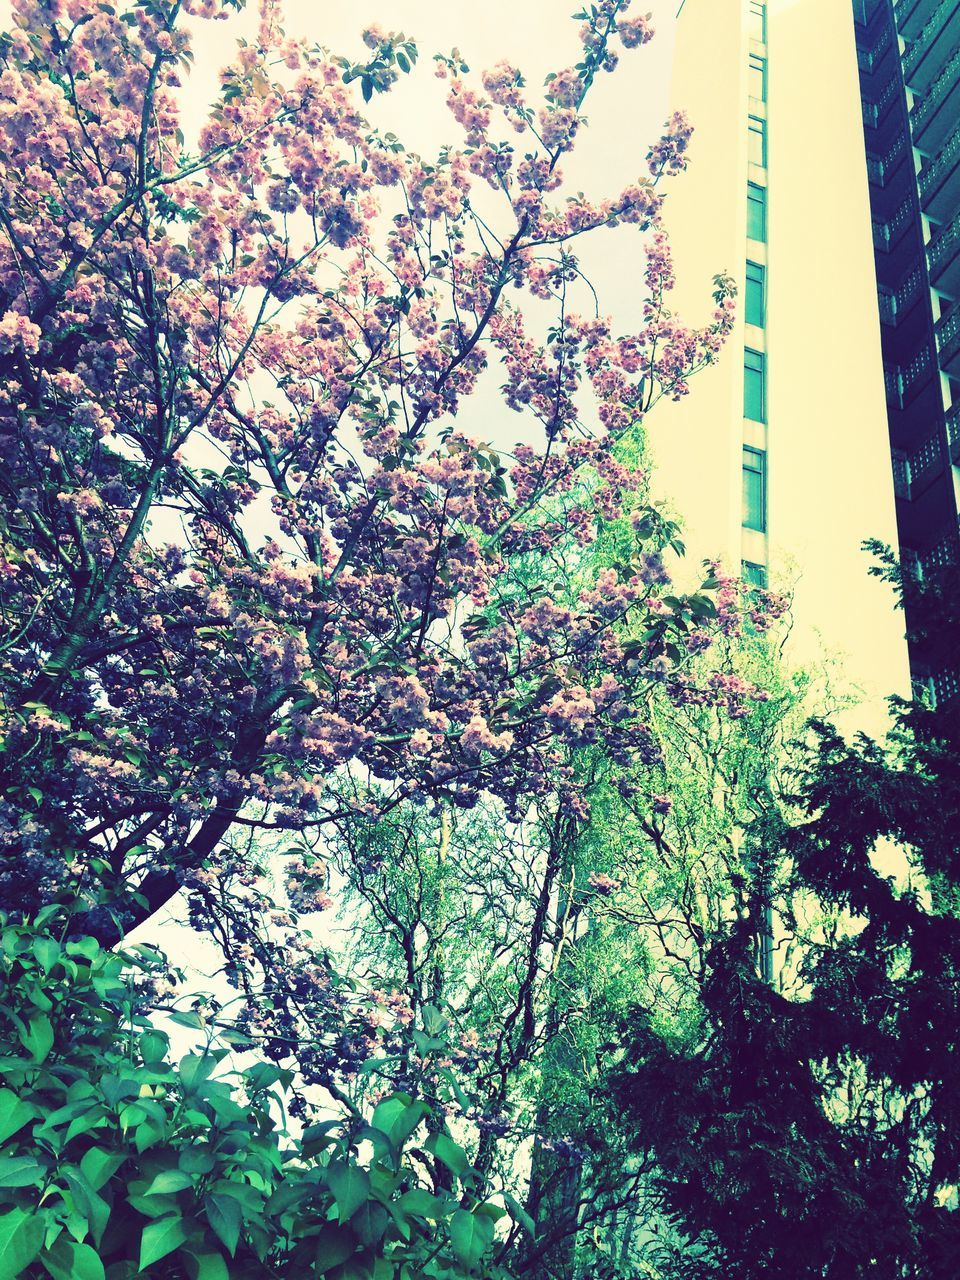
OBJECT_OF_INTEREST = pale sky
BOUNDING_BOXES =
[179,0,688,352]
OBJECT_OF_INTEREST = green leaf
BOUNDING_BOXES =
[0,1088,34,1144]
[140,1168,192,1197]
[370,1095,427,1151]
[179,1147,215,1176]
[313,1223,357,1272]
[40,1237,105,1280]
[138,1031,168,1066]
[502,1191,535,1237]
[19,1015,53,1064]
[178,1053,217,1090]
[424,1132,469,1179]
[448,1209,494,1268]
[396,1189,446,1220]
[325,1161,371,1224]
[243,1062,291,1093]
[167,1010,204,1030]
[139,1215,187,1270]
[182,1250,229,1280]
[421,1004,447,1035]
[353,1202,388,1248]
[301,1120,339,1155]
[204,1193,241,1256]
[0,1156,44,1188]
[32,937,60,974]
[0,1207,45,1280]
[63,1169,111,1248]
[79,1148,125,1192]
[65,1107,107,1144]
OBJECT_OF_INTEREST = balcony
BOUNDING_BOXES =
[918,122,960,219]
[897,0,944,40]
[931,666,960,707]
[911,46,960,149]
[936,304,960,372]
[928,210,960,291]
[880,267,926,326]
[891,429,946,498]
[885,345,934,408]
[902,0,960,92]
[892,449,911,498]
[858,23,895,75]
[946,399,960,459]
[919,525,960,574]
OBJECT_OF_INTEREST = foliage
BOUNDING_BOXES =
[608,554,960,1278]
[0,0,738,970]
[0,910,520,1279]
[305,502,795,1277]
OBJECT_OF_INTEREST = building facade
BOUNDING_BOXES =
[654,0,909,723]
[854,0,960,705]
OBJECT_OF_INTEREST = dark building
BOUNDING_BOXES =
[855,0,960,704]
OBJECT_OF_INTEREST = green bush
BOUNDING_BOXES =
[0,913,512,1279]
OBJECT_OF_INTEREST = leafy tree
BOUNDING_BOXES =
[301,455,794,1279]
[0,2,788,1274]
[608,556,960,1278]
[0,0,735,959]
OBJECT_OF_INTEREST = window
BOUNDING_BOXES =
[744,348,765,421]
[746,261,765,327]
[749,1,766,41]
[747,182,767,241]
[742,560,768,587]
[749,54,767,102]
[742,447,766,531]
[748,115,767,166]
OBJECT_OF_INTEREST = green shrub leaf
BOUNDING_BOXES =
[139,1214,188,1270]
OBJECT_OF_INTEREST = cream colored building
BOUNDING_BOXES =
[650,0,909,720]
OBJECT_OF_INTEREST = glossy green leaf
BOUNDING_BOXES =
[0,1207,45,1280]
[501,1191,535,1237]
[370,1095,428,1150]
[0,1088,34,1145]
[138,1214,187,1270]
[80,1148,124,1192]
[63,1170,110,1248]
[182,1250,229,1280]
[325,1161,371,1223]
[138,1031,167,1065]
[140,1168,192,1197]
[424,1132,469,1179]
[353,1201,388,1247]
[396,1189,446,1220]
[40,1237,105,1280]
[448,1209,494,1268]
[31,937,60,974]
[313,1223,357,1272]
[18,1015,53,1064]
[204,1193,241,1256]
[178,1147,215,1176]
[178,1054,217,1090]
[0,1156,44,1187]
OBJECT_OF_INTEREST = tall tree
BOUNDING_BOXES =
[0,0,735,959]
[609,554,960,1278]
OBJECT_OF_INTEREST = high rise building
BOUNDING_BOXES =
[653,0,909,724]
[854,0,960,705]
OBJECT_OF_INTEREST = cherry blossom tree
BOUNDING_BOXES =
[0,0,742,956]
